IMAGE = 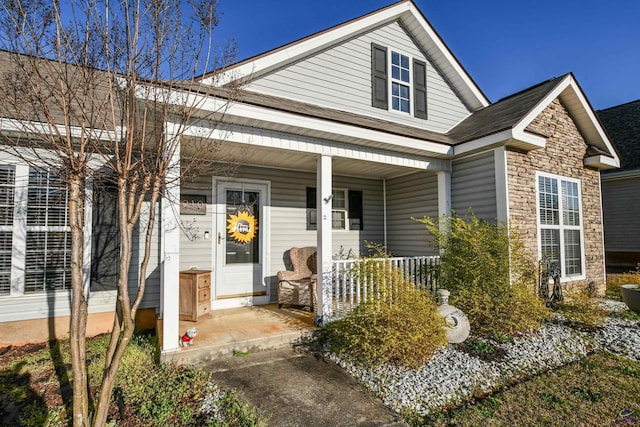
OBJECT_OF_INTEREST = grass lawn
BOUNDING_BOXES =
[417,351,640,426]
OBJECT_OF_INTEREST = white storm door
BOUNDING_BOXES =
[214,181,268,305]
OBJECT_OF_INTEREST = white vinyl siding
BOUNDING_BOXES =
[451,152,497,221]
[385,172,439,256]
[536,172,585,280]
[245,21,470,133]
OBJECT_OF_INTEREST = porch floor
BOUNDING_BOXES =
[163,304,318,365]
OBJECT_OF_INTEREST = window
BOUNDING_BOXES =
[537,173,584,279]
[0,166,15,295]
[391,51,410,113]
[0,165,76,296]
[25,169,71,293]
[371,43,428,119]
[306,188,363,231]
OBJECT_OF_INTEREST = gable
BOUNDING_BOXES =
[242,20,471,133]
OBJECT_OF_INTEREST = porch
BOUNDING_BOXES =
[159,119,453,355]
[162,255,439,363]
[162,304,317,365]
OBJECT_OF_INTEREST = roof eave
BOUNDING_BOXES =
[453,129,546,157]
[584,155,620,170]
[513,74,620,166]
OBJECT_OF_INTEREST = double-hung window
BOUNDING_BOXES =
[536,172,584,279]
[371,43,428,119]
[0,165,72,296]
[24,168,71,293]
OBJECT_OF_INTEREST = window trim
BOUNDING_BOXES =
[535,172,586,281]
[306,187,363,231]
[389,50,412,115]
[371,43,428,119]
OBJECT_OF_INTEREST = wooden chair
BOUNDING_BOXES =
[277,247,317,311]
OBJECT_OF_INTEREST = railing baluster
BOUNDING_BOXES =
[329,255,440,321]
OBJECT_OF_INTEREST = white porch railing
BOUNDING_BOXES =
[328,255,440,320]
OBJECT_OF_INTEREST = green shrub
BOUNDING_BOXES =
[416,212,551,338]
[318,256,447,369]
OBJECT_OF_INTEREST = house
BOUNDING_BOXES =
[0,0,619,354]
[597,100,640,270]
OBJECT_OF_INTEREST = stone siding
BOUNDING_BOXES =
[507,98,605,294]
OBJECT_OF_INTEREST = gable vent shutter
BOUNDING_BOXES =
[413,59,428,119]
[371,43,388,109]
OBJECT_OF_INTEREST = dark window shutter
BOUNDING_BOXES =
[348,190,363,230]
[371,43,388,109]
[413,59,427,119]
[306,187,316,209]
[306,187,317,230]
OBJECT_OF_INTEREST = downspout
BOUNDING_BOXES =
[383,178,387,249]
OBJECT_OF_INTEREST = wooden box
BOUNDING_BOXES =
[179,270,211,321]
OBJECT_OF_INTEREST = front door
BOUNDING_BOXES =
[214,180,269,307]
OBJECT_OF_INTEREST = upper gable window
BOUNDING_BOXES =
[391,52,410,113]
[371,43,427,119]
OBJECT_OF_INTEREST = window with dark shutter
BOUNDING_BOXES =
[307,187,362,231]
[413,59,427,119]
[306,187,317,230]
[348,190,363,230]
[371,43,388,109]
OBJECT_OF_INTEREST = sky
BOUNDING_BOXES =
[212,0,640,111]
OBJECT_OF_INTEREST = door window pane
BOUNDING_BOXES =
[226,190,259,264]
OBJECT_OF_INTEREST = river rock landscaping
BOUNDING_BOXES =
[327,299,640,418]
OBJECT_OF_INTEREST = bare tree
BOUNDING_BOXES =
[0,0,236,425]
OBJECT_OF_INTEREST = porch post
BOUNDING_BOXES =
[494,147,509,223]
[316,155,333,323]
[161,127,181,355]
[437,171,451,218]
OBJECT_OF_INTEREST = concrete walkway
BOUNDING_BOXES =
[204,345,408,427]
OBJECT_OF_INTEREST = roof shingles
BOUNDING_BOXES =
[597,100,640,172]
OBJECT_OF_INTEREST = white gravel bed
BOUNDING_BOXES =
[327,302,640,416]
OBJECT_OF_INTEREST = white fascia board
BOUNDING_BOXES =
[453,128,546,157]
[209,3,413,86]
[182,123,450,172]
[0,117,121,141]
[511,129,548,149]
[513,75,620,166]
[453,129,514,156]
[584,155,620,170]
[189,93,452,157]
[513,75,572,135]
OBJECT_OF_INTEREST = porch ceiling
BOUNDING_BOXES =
[181,138,429,179]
